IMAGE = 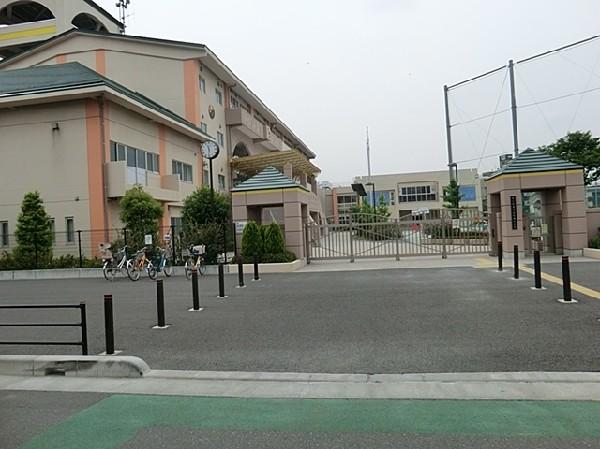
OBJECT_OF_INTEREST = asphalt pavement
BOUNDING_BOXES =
[1,263,600,373]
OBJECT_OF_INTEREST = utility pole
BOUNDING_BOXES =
[366,127,376,208]
[116,0,131,34]
[508,59,519,158]
[443,85,455,182]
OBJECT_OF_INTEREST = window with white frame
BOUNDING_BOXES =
[215,89,223,106]
[203,169,210,186]
[200,122,208,133]
[111,142,159,185]
[199,77,206,94]
[398,185,437,203]
[1,221,8,247]
[218,174,226,191]
[65,217,75,243]
[172,160,193,183]
[217,132,224,147]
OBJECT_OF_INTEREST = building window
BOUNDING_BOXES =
[398,185,437,203]
[217,131,224,147]
[49,218,55,243]
[65,217,75,243]
[367,191,395,207]
[1,221,8,247]
[199,77,206,94]
[170,217,183,231]
[215,89,223,106]
[203,169,210,186]
[172,160,193,183]
[218,174,226,191]
[200,122,208,133]
[111,141,159,185]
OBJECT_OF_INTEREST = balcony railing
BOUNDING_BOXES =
[105,161,188,202]
[225,107,264,139]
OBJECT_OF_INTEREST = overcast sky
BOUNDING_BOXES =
[98,0,600,183]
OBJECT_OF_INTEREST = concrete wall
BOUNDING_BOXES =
[0,100,91,241]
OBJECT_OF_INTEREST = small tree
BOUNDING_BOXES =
[14,192,53,268]
[241,221,263,260]
[181,187,231,264]
[119,186,163,251]
[182,187,230,226]
[540,131,600,185]
[263,223,285,254]
[443,180,462,219]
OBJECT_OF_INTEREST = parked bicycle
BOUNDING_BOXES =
[185,244,206,279]
[148,247,173,280]
[127,247,153,281]
[100,244,128,281]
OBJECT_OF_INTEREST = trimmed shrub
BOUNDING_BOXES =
[241,221,263,260]
[263,223,285,254]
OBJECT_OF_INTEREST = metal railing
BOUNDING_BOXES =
[0,303,88,355]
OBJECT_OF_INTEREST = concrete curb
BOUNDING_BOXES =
[0,355,150,378]
[0,260,305,281]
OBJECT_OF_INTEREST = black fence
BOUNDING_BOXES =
[0,224,236,271]
[0,303,88,355]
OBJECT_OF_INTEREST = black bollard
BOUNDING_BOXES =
[218,263,226,298]
[237,261,245,288]
[104,294,115,355]
[191,268,200,311]
[253,255,260,281]
[533,250,542,289]
[156,280,166,327]
[497,241,503,271]
[513,245,519,279]
[561,256,573,302]
[80,302,88,356]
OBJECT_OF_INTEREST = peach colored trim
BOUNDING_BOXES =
[55,54,67,64]
[161,205,171,236]
[103,102,112,230]
[96,50,106,75]
[85,99,107,253]
[158,125,167,175]
[183,60,200,125]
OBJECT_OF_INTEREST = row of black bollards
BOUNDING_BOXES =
[496,242,575,303]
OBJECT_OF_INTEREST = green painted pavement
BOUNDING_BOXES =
[21,395,600,449]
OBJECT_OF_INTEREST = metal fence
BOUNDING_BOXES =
[306,209,489,261]
[0,224,235,270]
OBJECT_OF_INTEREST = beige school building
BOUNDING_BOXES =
[0,0,324,258]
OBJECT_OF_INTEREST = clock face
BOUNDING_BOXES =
[201,141,220,160]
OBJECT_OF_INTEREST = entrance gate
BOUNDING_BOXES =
[306,209,489,262]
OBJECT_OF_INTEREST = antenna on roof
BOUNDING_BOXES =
[115,0,131,34]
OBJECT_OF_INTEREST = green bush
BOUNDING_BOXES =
[241,221,263,260]
[591,228,600,249]
[262,250,296,263]
[263,223,285,254]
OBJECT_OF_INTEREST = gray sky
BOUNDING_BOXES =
[98,0,600,183]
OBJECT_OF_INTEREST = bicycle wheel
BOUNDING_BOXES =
[198,259,206,275]
[147,264,157,280]
[163,259,173,277]
[126,261,141,281]
[102,261,114,281]
[184,260,192,280]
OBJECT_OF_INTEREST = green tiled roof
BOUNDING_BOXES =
[486,149,582,180]
[0,63,211,139]
[232,166,307,192]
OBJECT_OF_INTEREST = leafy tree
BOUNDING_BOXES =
[181,187,230,227]
[350,195,391,224]
[119,186,163,251]
[180,187,231,264]
[540,131,600,185]
[263,223,285,254]
[14,192,53,268]
[241,221,263,260]
[443,180,462,218]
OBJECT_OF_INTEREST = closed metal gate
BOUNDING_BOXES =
[306,209,489,261]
